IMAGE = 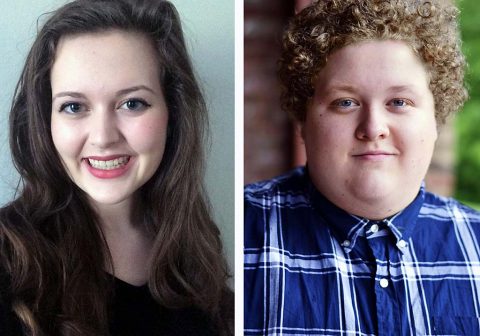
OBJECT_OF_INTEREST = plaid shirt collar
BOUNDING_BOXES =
[307,171,425,254]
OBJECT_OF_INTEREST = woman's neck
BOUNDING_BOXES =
[91,197,134,232]
[90,197,153,286]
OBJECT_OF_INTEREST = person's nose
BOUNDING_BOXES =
[354,104,390,141]
[89,107,122,149]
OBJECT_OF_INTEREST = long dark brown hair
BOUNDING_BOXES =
[0,0,232,334]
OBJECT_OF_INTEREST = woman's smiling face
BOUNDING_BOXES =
[50,30,169,208]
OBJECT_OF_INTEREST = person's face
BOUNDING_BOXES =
[50,30,168,208]
[302,40,437,219]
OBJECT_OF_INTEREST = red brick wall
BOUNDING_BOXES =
[244,0,294,184]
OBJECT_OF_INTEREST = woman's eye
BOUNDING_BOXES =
[120,99,150,111]
[60,102,84,114]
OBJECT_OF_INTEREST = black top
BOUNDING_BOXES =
[110,277,217,336]
[0,277,217,336]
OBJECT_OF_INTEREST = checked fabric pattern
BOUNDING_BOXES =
[244,167,480,336]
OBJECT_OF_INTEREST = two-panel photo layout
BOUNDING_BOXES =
[0,0,479,335]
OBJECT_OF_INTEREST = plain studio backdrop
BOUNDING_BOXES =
[0,0,234,278]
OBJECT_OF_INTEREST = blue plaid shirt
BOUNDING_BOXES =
[244,167,480,336]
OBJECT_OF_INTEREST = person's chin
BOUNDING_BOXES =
[84,188,134,208]
[348,175,396,202]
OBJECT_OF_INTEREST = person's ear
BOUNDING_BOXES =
[295,0,313,14]
[293,121,307,165]
[296,121,306,142]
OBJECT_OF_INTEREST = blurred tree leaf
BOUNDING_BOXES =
[455,0,480,202]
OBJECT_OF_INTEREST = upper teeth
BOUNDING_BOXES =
[88,157,129,170]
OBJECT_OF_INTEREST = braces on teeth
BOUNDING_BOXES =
[88,157,129,170]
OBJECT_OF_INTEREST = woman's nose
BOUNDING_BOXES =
[89,108,122,149]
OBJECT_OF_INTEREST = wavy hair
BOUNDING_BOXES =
[279,0,468,124]
[0,0,232,334]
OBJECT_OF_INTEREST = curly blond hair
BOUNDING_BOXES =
[279,0,468,124]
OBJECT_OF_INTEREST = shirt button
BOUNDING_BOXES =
[342,240,351,247]
[370,224,379,233]
[379,278,389,288]
[397,240,408,248]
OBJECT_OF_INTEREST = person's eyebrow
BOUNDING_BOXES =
[386,85,418,94]
[315,84,358,101]
[115,85,156,96]
[321,84,420,96]
[52,91,86,101]
[323,84,357,94]
[52,85,157,102]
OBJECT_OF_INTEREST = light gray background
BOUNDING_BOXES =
[0,1,234,275]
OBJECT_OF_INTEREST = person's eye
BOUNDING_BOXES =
[388,98,411,107]
[119,99,151,111]
[331,99,358,108]
[59,102,85,114]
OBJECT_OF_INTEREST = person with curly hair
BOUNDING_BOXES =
[0,0,233,335]
[245,0,479,335]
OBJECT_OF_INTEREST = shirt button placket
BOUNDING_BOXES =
[368,234,398,335]
[397,240,408,249]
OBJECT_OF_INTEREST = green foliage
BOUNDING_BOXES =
[455,0,480,202]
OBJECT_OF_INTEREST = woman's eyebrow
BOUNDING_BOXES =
[52,91,86,101]
[115,85,156,96]
[51,85,156,102]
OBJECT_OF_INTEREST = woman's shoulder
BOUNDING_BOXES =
[0,203,27,263]
[0,266,23,335]
[0,201,25,229]
[164,306,219,336]
[0,204,27,334]
[0,202,12,222]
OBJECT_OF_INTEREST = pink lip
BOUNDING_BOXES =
[85,155,129,161]
[83,155,133,179]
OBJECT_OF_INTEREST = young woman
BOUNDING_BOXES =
[0,0,232,335]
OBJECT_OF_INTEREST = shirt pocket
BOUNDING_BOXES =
[431,316,480,335]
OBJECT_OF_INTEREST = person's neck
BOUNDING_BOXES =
[349,203,403,221]
[338,192,417,220]
[92,198,134,233]
[90,197,153,286]
[318,185,420,221]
